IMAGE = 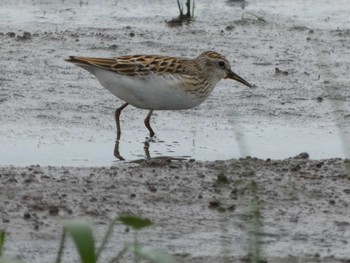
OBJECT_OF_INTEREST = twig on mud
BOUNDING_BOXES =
[241,12,266,22]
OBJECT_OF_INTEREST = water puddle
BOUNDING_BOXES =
[0,124,348,166]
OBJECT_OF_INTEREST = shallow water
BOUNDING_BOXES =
[1,124,347,166]
[1,0,350,166]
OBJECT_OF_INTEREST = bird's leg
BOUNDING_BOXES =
[113,140,125,161]
[144,109,155,138]
[115,102,129,140]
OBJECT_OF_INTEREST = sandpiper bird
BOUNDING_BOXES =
[65,51,253,138]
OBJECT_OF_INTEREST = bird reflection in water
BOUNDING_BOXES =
[114,138,152,161]
[113,136,189,162]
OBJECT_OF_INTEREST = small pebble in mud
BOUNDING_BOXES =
[24,177,37,184]
[227,205,236,212]
[90,197,97,202]
[315,161,324,168]
[225,25,235,31]
[290,164,301,172]
[6,32,16,37]
[230,189,237,200]
[343,189,350,194]
[294,152,309,159]
[148,185,157,192]
[208,199,220,209]
[23,212,31,219]
[16,31,31,40]
[49,206,59,216]
[6,178,18,184]
[275,67,289,75]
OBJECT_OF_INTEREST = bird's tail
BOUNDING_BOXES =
[65,56,90,65]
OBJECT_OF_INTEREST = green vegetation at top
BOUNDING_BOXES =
[177,0,195,19]
[167,0,195,26]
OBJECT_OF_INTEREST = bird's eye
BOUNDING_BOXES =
[218,60,226,68]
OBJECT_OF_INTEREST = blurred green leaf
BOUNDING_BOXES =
[0,231,5,257]
[128,244,177,263]
[63,220,95,263]
[118,215,152,230]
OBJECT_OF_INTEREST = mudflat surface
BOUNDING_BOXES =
[1,0,350,262]
[1,157,350,263]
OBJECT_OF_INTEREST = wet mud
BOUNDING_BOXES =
[1,157,350,262]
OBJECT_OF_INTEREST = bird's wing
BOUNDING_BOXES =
[66,55,199,77]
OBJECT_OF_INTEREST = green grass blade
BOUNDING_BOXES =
[0,232,24,263]
[63,220,96,263]
[118,215,152,230]
[55,230,67,263]
[107,247,127,263]
[176,0,183,17]
[192,0,195,17]
[128,245,177,263]
[0,231,5,257]
[185,0,190,16]
[95,217,119,261]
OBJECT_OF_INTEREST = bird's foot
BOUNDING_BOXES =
[114,140,125,161]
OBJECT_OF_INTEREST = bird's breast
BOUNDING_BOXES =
[92,68,215,110]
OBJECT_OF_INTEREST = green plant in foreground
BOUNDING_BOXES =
[55,215,176,263]
[0,216,176,263]
[0,230,24,263]
[0,231,5,257]
[246,181,262,263]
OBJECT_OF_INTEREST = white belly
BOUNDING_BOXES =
[90,67,209,110]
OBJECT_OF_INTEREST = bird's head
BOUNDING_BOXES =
[197,51,253,88]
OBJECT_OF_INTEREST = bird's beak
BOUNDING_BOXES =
[225,70,253,88]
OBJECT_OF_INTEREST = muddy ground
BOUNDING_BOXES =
[1,0,350,262]
[0,157,350,263]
